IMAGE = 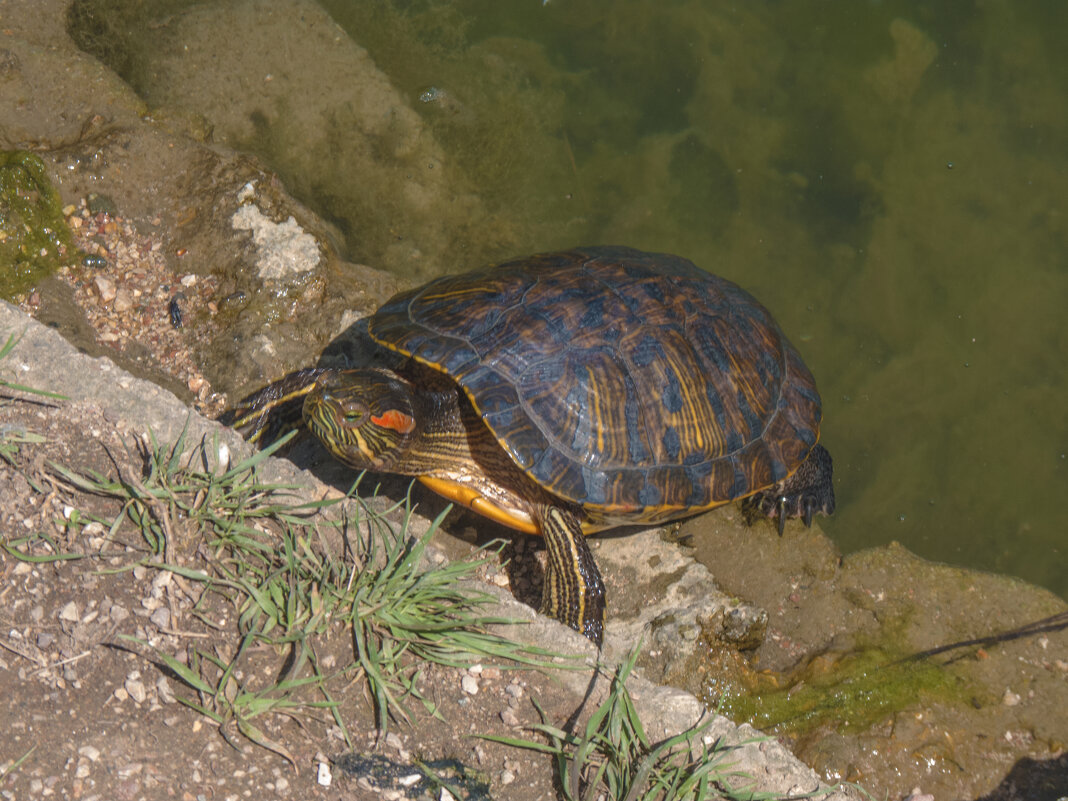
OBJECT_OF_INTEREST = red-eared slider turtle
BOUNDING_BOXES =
[227,246,835,645]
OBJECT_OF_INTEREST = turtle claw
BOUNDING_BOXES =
[742,444,835,534]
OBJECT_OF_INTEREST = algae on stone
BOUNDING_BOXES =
[0,150,74,300]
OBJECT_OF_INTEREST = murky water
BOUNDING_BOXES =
[69,1,1066,597]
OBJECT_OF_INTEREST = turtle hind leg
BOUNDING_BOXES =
[742,444,836,535]
[538,505,606,647]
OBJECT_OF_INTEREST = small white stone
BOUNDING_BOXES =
[109,604,130,623]
[316,761,332,787]
[125,677,147,704]
[180,273,197,287]
[75,760,91,779]
[93,276,116,303]
[460,675,479,695]
[500,769,515,785]
[113,288,134,312]
[78,745,100,762]
[215,442,231,470]
[59,601,80,622]
[156,676,176,704]
[1002,687,1021,706]
[150,607,171,629]
[152,570,173,591]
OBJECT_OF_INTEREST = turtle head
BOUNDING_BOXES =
[302,368,418,472]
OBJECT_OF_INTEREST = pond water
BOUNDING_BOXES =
[69,1,1066,598]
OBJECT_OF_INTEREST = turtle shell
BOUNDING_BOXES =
[369,246,822,526]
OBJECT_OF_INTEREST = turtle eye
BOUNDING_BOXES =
[342,402,366,424]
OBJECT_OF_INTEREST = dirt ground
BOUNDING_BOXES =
[0,393,599,801]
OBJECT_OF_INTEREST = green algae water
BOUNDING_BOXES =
[67,1,1067,598]
[718,643,969,737]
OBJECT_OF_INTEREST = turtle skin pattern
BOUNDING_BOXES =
[369,245,822,525]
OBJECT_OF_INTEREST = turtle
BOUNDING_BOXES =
[225,246,835,646]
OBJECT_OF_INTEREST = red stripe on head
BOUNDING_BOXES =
[371,409,416,434]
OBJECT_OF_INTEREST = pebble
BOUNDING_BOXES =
[156,676,176,704]
[385,732,410,760]
[113,287,134,312]
[78,745,100,762]
[1001,687,1021,706]
[500,708,519,727]
[59,601,80,622]
[109,604,130,623]
[316,762,332,787]
[460,675,479,695]
[94,275,117,303]
[499,769,515,785]
[150,607,171,629]
[125,673,148,704]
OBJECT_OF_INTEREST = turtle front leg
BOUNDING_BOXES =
[537,505,606,647]
[742,443,836,535]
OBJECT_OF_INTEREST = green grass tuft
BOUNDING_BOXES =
[48,421,572,750]
[480,645,840,801]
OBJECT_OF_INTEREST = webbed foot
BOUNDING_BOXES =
[741,444,835,535]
